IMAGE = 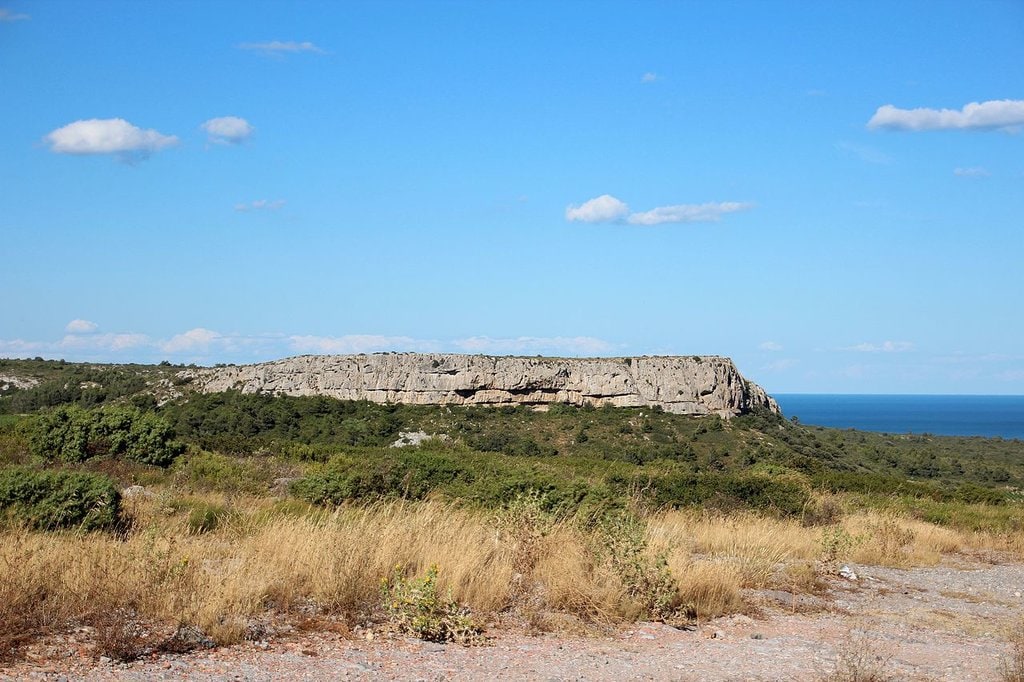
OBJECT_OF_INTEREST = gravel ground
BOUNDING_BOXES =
[5,554,1022,681]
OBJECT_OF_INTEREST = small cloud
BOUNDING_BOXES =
[953,166,990,178]
[565,195,630,223]
[641,72,659,83]
[627,201,751,225]
[237,40,325,54]
[59,333,150,352]
[65,319,98,334]
[835,140,891,165]
[454,336,614,356]
[44,118,178,161]
[235,199,285,212]
[759,341,783,352]
[566,195,752,226]
[201,116,254,145]
[843,341,915,353]
[288,334,432,354]
[806,89,827,97]
[867,99,1024,132]
[160,328,220,353]
[0,7,29,21]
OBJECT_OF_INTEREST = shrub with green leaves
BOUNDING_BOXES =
[595,511,681,621]
[28,405,184,467]
[0,467,121,530]
[380,564,485,645]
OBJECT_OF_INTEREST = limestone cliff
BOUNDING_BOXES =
[183,354,778,417]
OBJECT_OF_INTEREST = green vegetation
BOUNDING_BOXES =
[0,467,121,530]
[0,358,1021,666]
[28,404,184,467]
[0,358,1021,529]
[380,564,485,645]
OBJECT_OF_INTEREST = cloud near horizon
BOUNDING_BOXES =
[0,327,619,363]
[566,194,752,225]
[868,99,1024,132]
[235,199,285,212]
[237,40,325,54]
[201,116,254,144]
[0,7,29,21]
[65,319,98,333]
[45,118,178,160]
[844,341,915,353]
[454,336,615,356]
[288,335,435,355]
[954,166,990,178]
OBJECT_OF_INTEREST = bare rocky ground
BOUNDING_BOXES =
[5,553,1022,681]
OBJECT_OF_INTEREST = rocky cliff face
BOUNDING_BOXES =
[183,354,778,417]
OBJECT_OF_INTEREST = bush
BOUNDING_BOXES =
[644,471,810,516]
[0,467,121,530]
[292,450,473,504]
[380,564,485,645]
[28,405,183,467]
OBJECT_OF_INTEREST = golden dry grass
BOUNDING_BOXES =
[0,490,1014,661]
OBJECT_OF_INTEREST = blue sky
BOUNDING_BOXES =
[1,0,1022,394]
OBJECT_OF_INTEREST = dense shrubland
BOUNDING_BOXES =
[0,358,1022,662]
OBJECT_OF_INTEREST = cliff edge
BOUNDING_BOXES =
[182,354,779,418]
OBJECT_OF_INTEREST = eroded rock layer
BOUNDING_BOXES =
[184,354,779,417]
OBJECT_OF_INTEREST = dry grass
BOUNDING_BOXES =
[0,491,1014,662]
[1001,622,1024,682]
[0,495,518,657]
[648,511,817,586]
[820,631,898,682]
[842,512,965,568]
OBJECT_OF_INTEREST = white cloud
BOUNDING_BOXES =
[2,326,617,363]
[44,118,178,160]
[641,72,659,83]
[844,341,915,353]
[237,40,325,54]
[954,166,990,178]
[759,341,783,352]
[201,116,254,144]
[627,201,751,225]
[868,99,1024,132]
[65,319,98,333]
[235,199,285,212]
[454,336,614,356]
[60,333,150,352]
[565,195,630,223]
[0,8,29,21]
[288,335,433,354]
[160,328,220,353]
[566,195,752,226]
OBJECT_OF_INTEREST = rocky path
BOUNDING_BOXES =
[5,556,1022,681]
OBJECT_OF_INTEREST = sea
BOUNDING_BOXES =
[772,394,1024,441]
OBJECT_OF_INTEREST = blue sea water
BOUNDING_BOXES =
[772,394,1024,440]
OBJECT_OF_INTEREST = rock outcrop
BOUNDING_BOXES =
[183,354,778,417]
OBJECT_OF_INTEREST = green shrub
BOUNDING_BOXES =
[0,467,121,530]
[595,511,681,621]
[293,450,473,504]
[380,564,485,645]
[644,471,810,516]
[186,502,233,535]
[28,405,183,467]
